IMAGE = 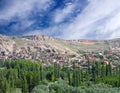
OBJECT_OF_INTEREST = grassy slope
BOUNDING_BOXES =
[4,35,120,54]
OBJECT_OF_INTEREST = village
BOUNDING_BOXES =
[0,35,120,69]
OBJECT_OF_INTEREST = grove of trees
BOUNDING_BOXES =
[0,59,120,93]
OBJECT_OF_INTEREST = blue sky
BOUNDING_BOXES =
[0,0,120,39]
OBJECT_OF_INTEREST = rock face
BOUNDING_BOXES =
[0,35,61,61]
[0,34,120,61]
[0,35,15,59]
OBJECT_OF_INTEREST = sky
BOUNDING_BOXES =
[0,0,120,40]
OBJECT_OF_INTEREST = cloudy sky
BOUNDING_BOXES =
[0,0,120,39]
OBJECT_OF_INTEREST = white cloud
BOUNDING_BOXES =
[29,0,120,39]
[0,0,53,20]
[26,26,62,36]
[2,0,120,39]
[0,0,54,34]
[53,2,77,23]
[60,0,120,39]
[10,20,35,31]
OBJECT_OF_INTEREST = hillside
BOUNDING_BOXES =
[0,34,120,93]
[0,34,120,61]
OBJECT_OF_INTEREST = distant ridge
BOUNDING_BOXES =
[0,34,120,61]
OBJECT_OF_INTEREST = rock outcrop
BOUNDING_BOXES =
[0,34,120,61]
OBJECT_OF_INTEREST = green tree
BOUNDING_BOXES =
[40,64,43,81]
[91,62,96,82]
[67,68,71,85]
[4,80,10,93]
[54,63,60,81]
[22,76,28,93]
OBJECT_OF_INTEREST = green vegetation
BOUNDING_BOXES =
[0,59,120,93]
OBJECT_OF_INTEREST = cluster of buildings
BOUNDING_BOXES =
[0,35,120,68]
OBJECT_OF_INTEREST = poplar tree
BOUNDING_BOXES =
[118,65,120,87]
[4,80,10,93]
[40,64,43,81]
[91,62,96,82]
[108,62,112,76]
[54,62,60,80]
[22,76,28,93]
[101,62,106,78]
[72,62,79,87]
[67,68,71,85]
